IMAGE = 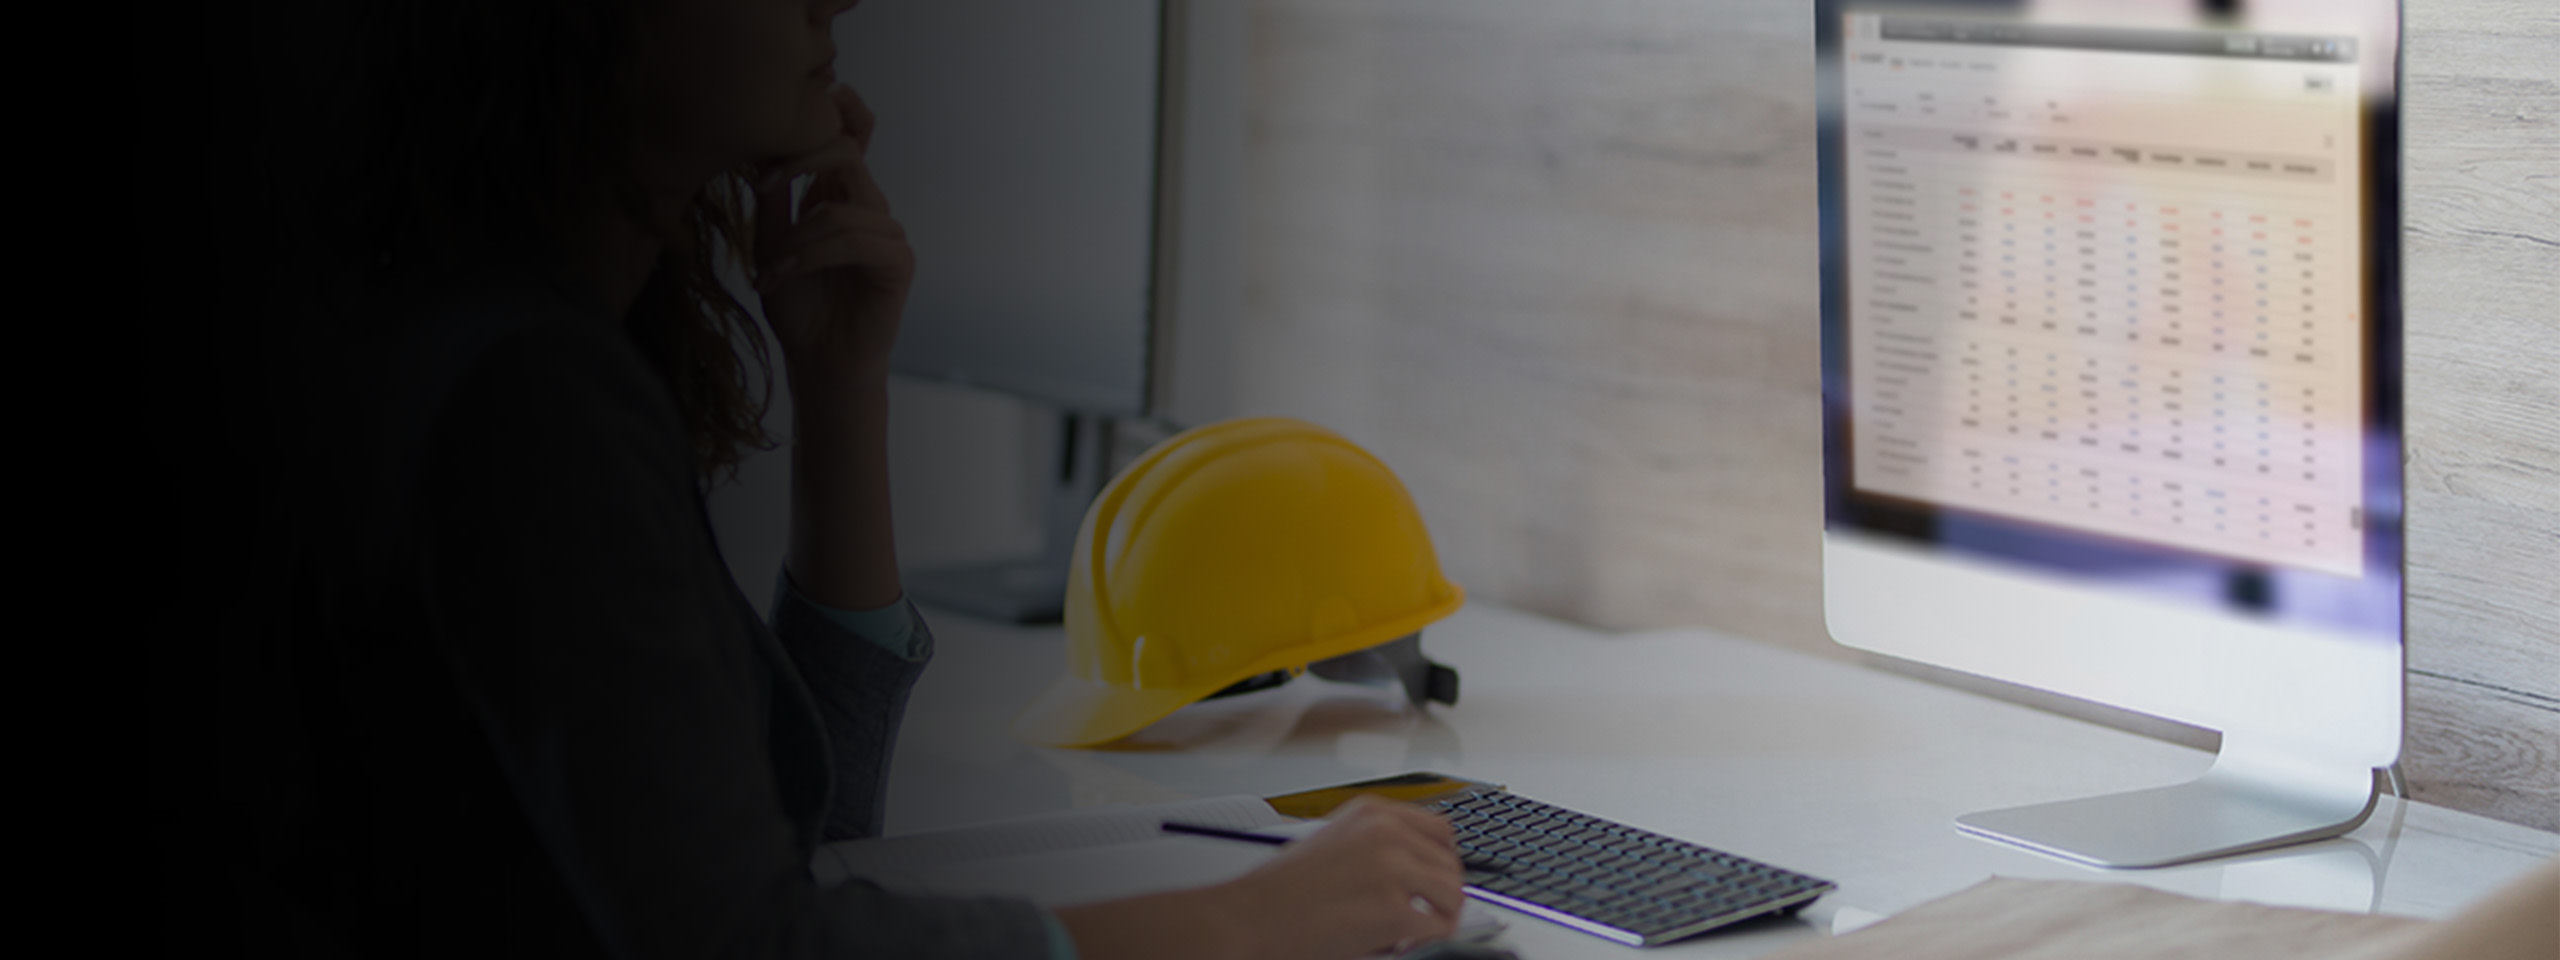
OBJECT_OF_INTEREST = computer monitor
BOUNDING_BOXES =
[1816,0,2404,868]
[835,0,1189,621]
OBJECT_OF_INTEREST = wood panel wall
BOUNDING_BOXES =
[1217,0,2558,830]
[2397,0,2558,830]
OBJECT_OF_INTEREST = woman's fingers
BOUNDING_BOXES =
[751,87,889,261]
[1329,796,1467,929]
[757,232,911,288]
[1341,795,1458,849]
[752,153,885,227]
[769,201,899,248]
[1404,860,1467,929]
[1390,816,1466,921]
[755,138,888,207]
[761,202,905,267]
[1212,794,1472,959]
[754,168,800,250]
[832,84,877,152]
[756,139,863,194]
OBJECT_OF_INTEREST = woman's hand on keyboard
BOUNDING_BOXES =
[1216,794,1467,960]
[1054,795,1464,960]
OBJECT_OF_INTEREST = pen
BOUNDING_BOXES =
[1164,821,1509,877]
[1160,821,1295,845]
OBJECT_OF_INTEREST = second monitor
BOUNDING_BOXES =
[837,0,1187,622]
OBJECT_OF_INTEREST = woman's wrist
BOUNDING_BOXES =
[781,352,900,613]
[782,359,889,464]
[783,350,893,399]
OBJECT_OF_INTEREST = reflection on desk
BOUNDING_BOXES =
[884,602,2560,957]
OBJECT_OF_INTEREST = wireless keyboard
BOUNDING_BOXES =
[1424,787,1835,946]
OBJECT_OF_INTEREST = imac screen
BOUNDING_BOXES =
[1817,0,2403,642]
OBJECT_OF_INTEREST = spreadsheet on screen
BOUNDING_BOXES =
[1839,15,2371,577]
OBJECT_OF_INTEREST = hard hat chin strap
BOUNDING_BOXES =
[1310,633,1460,707]
[1198,633,1462,708]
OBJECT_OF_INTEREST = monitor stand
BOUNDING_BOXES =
[1956,737,2381,869]
[904,411,1112,625]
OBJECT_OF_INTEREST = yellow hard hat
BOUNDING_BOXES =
[1012,417,1466,748]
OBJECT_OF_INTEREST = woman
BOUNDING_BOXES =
[224,0,1466,956]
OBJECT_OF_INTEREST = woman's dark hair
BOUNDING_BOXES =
[253,0,774,483]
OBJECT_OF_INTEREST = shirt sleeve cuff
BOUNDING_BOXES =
[776,570,925,662]
[1040,908,1082,960]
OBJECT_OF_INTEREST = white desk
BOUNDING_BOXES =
[883,602,2560,957]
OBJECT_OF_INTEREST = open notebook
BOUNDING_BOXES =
[815,795,1506,944]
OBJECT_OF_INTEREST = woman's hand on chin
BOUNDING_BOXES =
[752,83,909,388]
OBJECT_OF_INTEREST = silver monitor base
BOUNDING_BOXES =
[1957,739,2382,869]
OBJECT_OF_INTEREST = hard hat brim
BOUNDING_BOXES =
[1010,671,1225,749]
[1010,586,1466,748]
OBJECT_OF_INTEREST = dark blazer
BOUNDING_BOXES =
[221,273,1052,958]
